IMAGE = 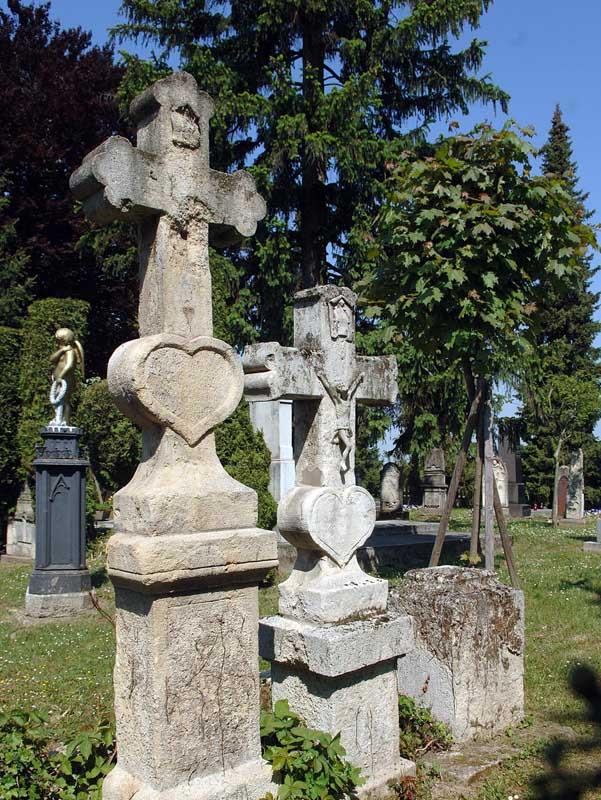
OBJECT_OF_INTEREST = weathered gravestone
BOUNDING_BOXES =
[422,447,447,513]
[243,286,415,794]
[3,482,35,563]
[390,567,525,741]
[498,434,530,517]
[482,456,509,516]
[71,72,278,800]
[566,449,585,521]
[379,462,403,519]
[584,518,601,554]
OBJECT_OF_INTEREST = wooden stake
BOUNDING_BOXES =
[492,479,521,589]
[483,382,495,571]
[429,384,483,568]
[469,399,484,563]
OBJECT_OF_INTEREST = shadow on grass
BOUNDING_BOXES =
[532,665,601,799]
[558,578,601,609]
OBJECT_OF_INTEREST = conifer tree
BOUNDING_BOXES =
[114,0,509,342]
[520,106,601,507]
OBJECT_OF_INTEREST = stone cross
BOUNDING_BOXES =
[71,72,277,800]
[245,288,414,794]
[244,285,397,489]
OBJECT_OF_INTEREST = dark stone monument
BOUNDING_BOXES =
[498,435,530,518]
[25,427,92,617]
[422,447,447,514]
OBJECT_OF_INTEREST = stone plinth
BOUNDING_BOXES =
[390,567,524,742]
[261,614,416,795]
[249,399,295,501]
[3,482,35,563]
[25,427,92,618]
[584,519,601,553]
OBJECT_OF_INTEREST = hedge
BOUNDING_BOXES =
[0,326,22,522]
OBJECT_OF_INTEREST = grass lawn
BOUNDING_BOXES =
[1,514,600,797]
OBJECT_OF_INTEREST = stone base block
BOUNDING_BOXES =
[390,566,524,742]
[102,759,275,800]
[508,503,531,518]
[25,589,93,618]
[584,541,601,553]
[1,553,34,565]
[262,614,415,796]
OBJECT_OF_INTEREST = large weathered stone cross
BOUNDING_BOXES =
[70,71,265,340]
[243,286,397,489]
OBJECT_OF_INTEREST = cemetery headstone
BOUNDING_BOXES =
[244,286,415,794]
[379,461,403,518]
[249,399,295,501]
[584,518,601,554]
[566,449,585,521]
[498,434,530,517]
[557,466,569,518]
[390,567,525,741]
[3,482,35,563]
[482,456,510,516]
[71,72,278,800]
[422,447,447,513]
[25,328,92,618]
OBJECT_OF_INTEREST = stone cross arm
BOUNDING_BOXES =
[243,343,398,407]
[69,72,266,245]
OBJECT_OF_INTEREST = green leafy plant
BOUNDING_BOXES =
[0,709,115,800]
[260,699,363,800]
[397,695,453,761]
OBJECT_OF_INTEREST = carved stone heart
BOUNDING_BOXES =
[278,485,376,567]
[108,333,243,445]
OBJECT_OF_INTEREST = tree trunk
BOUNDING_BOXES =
[483,381,495,571]
[469,403,484,563]
[300,12,326,289]
[429,383,483,567]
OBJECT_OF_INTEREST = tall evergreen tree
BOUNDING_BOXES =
[521,106,601,507]
[114,0,509,343]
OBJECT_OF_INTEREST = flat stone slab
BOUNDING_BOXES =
[260,612,414,677]
[584,541,601,553]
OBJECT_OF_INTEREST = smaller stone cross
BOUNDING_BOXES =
[244,286,397,598]
[244,286,396,489]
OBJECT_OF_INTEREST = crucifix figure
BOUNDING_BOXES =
[316,370,364,472]
[71,73,277,800]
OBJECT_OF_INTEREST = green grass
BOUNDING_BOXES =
[1,515,601,795]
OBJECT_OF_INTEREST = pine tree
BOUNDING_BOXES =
[114,0,509,343]
[521,106,601,507]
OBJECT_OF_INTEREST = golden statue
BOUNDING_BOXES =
[49,328,84,428]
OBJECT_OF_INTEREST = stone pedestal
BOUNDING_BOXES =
[261,615,415,795]
[390,567,524,742]
[249,399,295,501]
[584,518,601,553]
[25,427,92,618]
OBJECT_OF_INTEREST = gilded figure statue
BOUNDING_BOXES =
[49,328,84,428]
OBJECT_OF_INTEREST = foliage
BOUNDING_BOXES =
[0,709,115,800]
[0,709,54,798]
[0,0,134,375]
[17,299,89,479]
[114,0,508,344]
[397,695,453,761]
[215,403,277,530]
[0,326,22,523]
[520,106,601,508]
[531,665,601,799]
[260,699,363,800]
[78,379,141,500]
[361,122,597,382]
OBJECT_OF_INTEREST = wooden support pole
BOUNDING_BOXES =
[492,479,521,589]
[470,401,484,563]
[483,382,495,571]
[429,384,483,568]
